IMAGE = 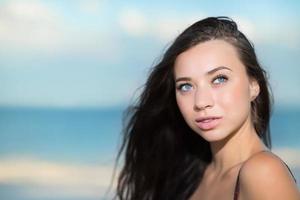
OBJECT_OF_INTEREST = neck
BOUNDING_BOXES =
[209,117,267,176]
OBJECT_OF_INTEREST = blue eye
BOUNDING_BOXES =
[177,83,192,92]
[213,75,228,84]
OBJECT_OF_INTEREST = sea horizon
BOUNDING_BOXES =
[0,105,299,199]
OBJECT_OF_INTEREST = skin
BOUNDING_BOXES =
[174,39,300,200]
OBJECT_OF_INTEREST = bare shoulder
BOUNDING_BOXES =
[239,151,300,200]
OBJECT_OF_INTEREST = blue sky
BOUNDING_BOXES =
[1,0,299,157]
[0,1,300,199]
[0,0,300,108]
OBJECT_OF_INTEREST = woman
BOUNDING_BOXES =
[115,17,299,200]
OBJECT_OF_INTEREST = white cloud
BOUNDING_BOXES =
[118,8,206,42]
[231,15,300,49]
[117,10,228,42]
[153,14,206,42]
[119,8,147,37]
[0,0,65,51]
[0,0,120,61]
[0,158,119,198]
[231,16,256,42]
[118,8,300,49]
[78,0,106,16]
[0,0,57,22]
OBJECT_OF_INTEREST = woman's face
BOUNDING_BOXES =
[174,39,259,142]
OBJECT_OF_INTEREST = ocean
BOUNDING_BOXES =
[0,106,299,199]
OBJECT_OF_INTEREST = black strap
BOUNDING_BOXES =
[233,150,297,200]
[272,154,297,183]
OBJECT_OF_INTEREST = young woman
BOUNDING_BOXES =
[115,17,299,200]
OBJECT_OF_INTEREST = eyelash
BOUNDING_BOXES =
[213,74,228,84]
[176,74,228,91]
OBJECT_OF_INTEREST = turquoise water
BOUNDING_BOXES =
[0,106,123,164]
[0,106,299,158]
[270,107,300,148]
[0,106,299,199]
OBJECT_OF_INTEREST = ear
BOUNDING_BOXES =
[249,78,260,101]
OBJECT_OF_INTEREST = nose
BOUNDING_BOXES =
[193,86,214,111]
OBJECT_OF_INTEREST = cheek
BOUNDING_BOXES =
[218,80,251,114]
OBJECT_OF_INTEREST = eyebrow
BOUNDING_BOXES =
[175,66,232,82]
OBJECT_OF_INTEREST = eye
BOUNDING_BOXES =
[212,75,228,84]
[177,83,193,92]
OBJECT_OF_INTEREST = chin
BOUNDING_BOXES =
[194,128,231,142]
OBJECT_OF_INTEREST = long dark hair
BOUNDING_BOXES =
[115,16,273,200]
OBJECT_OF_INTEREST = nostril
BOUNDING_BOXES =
[194,104,212,111]
[194,92,214,111]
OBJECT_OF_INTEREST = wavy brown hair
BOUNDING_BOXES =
[114,16,273,200]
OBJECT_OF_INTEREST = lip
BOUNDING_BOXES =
[195,116,222,130]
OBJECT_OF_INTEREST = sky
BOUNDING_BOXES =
[0,1,300,199]
[0,0,300,109]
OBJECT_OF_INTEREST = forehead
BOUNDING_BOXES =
[174,39,245,76]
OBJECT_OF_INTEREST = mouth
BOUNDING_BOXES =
[195,116,222,130]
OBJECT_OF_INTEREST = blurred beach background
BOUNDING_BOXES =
[0,0,299,199]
